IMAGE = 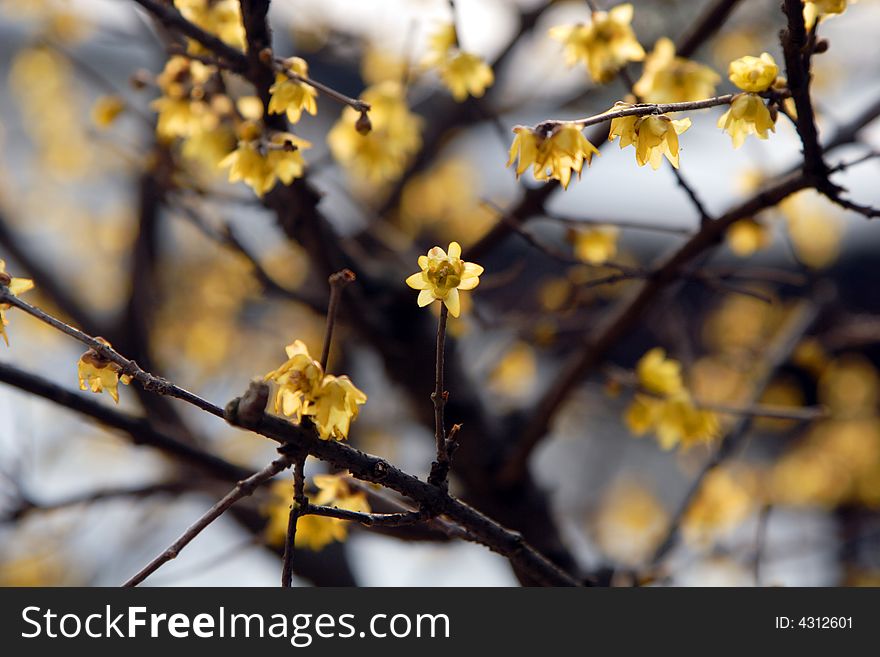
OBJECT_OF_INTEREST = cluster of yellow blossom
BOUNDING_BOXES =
[327,81,422,184]
[780,190,843,269]
[406,241,483,318]
[398,160,497,246]
[625,348,719,449]
[570,225,620,265]
[608,105,692,169]
[264,474,370,551]
[77,338,132,403]
[268,57,319,124]
[549,4,645,84]
[769,354,880,508]
[173,0,245,52]
[634,38,720,103]
[507,124,600,188]
[219,125,311,197]
[423,24,494,101]
[718,53,779,148]
[265,340,367,441]
[0,260,34,346]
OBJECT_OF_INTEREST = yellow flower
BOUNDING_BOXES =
[572,226,619,264]
[268,58,318,124]
[636,347,683,396]
[264,475,370,551]
[265,340,367,440]
[608,104,639,148]
[219,131,311,196]
[423,23,494,101]
[634,38,720,103]
[507,124,600,189]
[728,53,778,93]
[327,81,422,184]
[682,468,758,545]
[405,241,483,318]
[91,95,125,128]
[174,0,245,51]
[804,0,848,28]
[726,218,772,257]
[634,114,691,169]
[717,93,776,148]
[0,260,34,346]
[595,482,668,567]
[77,338,131,403]
[549,3,645,84]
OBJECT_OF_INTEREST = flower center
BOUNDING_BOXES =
[428,260,462,292]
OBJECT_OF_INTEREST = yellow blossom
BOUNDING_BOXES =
[91,95,125,128]
[636,348,683,396]
[489,341,538,399]
[634,38,720,103]
[77,338,131,403]
[595,481,668,567]
[682,467,759,545]
[804,0,849,28]
[405,241,482,318]
[507,124,600,189]
[634,114,691,169]
[423,24,494,101]
[549,3,645,84]
[0,260,34,346]
[264,475,370,551]
[219,130,311,197]
[174,0,245,51]
[268,58,318,124]
[572,226,619,264]
[726,218,772,257]
[327,81,422,184]
[264,340,367,440]
[728,53,778,93]
[717,93,776,148]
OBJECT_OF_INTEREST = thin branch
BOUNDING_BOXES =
[0,290,224,419]
[280,455,306,588]
[131,0,247,73]
[122,454,293,587]
[304,505,423,527]
[320,270,355,372]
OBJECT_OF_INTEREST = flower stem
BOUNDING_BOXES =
[428,304,450,488]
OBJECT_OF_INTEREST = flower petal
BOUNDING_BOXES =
[444,288,461,317]
[447,241,462,259]
[405,272,429,290]
[417,289,435,307]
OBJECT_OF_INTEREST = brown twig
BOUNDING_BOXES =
[280,455,306,588]
[320,270,356,372]
[122,455,293,587]
[428,305,451,489]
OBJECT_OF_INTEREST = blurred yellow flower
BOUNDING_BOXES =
[636,348,683,396]
[268,57,318,124]
[572,226,619,265]
[327,81,422,184]
[717,93,776,148]
[264,475,370,551]
[489,341,538,399]
[174,0,245,51]
[682,467,759,545]
[406,241,482,318]
[549,3,645,84]
[77,338,131,403]
[424,24,494,101]
[726,218,772,257]
[595,481,668,567]
[728,53,778,92]
[0,260,34,346]
[634,38,720,103]
[265,340,367,440]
